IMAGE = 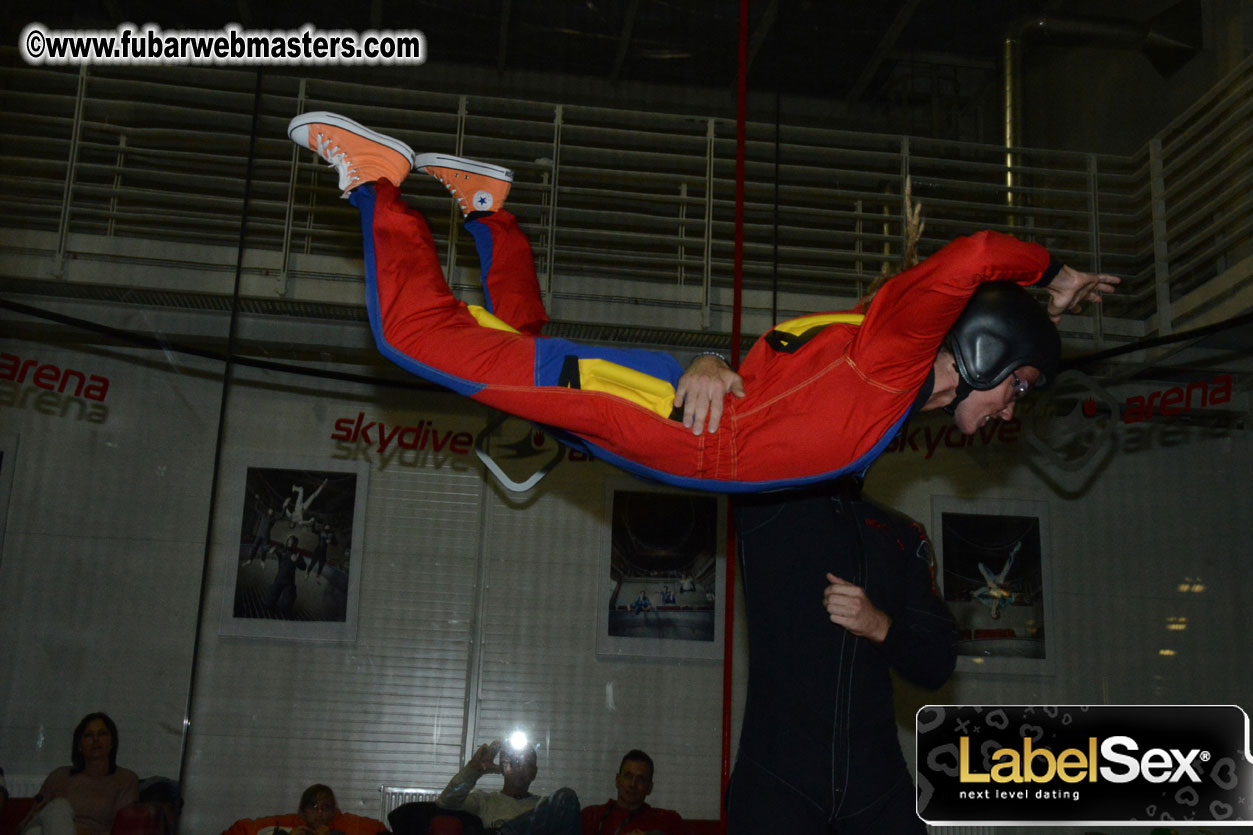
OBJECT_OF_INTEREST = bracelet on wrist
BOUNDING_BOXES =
[694,351,729,365]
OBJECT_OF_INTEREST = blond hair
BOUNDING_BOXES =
[860,177,924,308]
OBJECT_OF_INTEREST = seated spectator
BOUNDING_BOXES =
[385,801,483,835]
[221,785,383,835]
[437,739,578,834]
[0,765,38,835]
[630,592,652,616]
[580,751,689,835]
[18,712,139,835]
[288,785,341,835]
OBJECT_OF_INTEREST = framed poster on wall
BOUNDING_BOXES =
[596,479,726,662]
[219,455,368,642]
[931,496,1055,675]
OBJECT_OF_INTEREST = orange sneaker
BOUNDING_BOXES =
[287,111,414,197]
[415,153,513,216]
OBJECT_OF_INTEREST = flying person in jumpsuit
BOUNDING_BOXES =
[287,112,1119,493]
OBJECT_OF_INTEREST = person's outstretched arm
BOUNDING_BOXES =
[1043,265,1120,323]
[850,231,1116,387]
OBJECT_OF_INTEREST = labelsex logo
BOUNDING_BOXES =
[960,735,1207,785]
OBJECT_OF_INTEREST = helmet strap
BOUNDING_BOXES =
[943,378,974,415]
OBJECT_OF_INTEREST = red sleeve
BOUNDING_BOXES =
[849,230,1053,389]
[664,809,694,835]
[580,802,607,835]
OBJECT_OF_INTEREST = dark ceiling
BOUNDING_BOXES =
[5,0,1071,103]
[398,0,1054,100]
[3,0,1204,149]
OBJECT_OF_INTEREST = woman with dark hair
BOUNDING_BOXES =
[19,712,139,834]
[289,784,343,835]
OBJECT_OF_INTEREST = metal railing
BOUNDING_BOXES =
[1148,55,1253,332]
[2,49,1250,349]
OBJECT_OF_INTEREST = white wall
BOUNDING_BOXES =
[0,332,222,782]
[870,390,1253,763]
[181,373,490,825]
[173,367,730,831]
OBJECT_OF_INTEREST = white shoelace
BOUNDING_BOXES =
[316,133,359,197]
[431,175,468,210]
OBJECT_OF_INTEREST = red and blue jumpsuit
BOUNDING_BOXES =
[352,180,1060,492]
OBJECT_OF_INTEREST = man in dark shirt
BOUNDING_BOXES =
[243,495,278,566]
[264,535,306,618]
[726,477,957,834]
[581,750,689,835]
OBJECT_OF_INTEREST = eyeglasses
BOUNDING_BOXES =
[1009,372,1032,402]
[306,802,335,813]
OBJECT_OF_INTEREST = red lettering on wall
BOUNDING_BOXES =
[329,412,475,457]
[0,352,110,402]
[1121,374,1233,424]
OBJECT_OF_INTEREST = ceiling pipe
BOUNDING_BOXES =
[1004,35,1021,222]
[1007,1,1202,76]
[1001,0,1201,217]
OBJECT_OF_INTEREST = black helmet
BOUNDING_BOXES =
[944,283,1060,411]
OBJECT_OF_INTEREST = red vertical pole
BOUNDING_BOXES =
[731,7,747,365]
[720,1,748,831]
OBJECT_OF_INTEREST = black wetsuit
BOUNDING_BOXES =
[265,545,305,616]
[248,508,276,561]
[727,478,957,834]
[310,526,332,576]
